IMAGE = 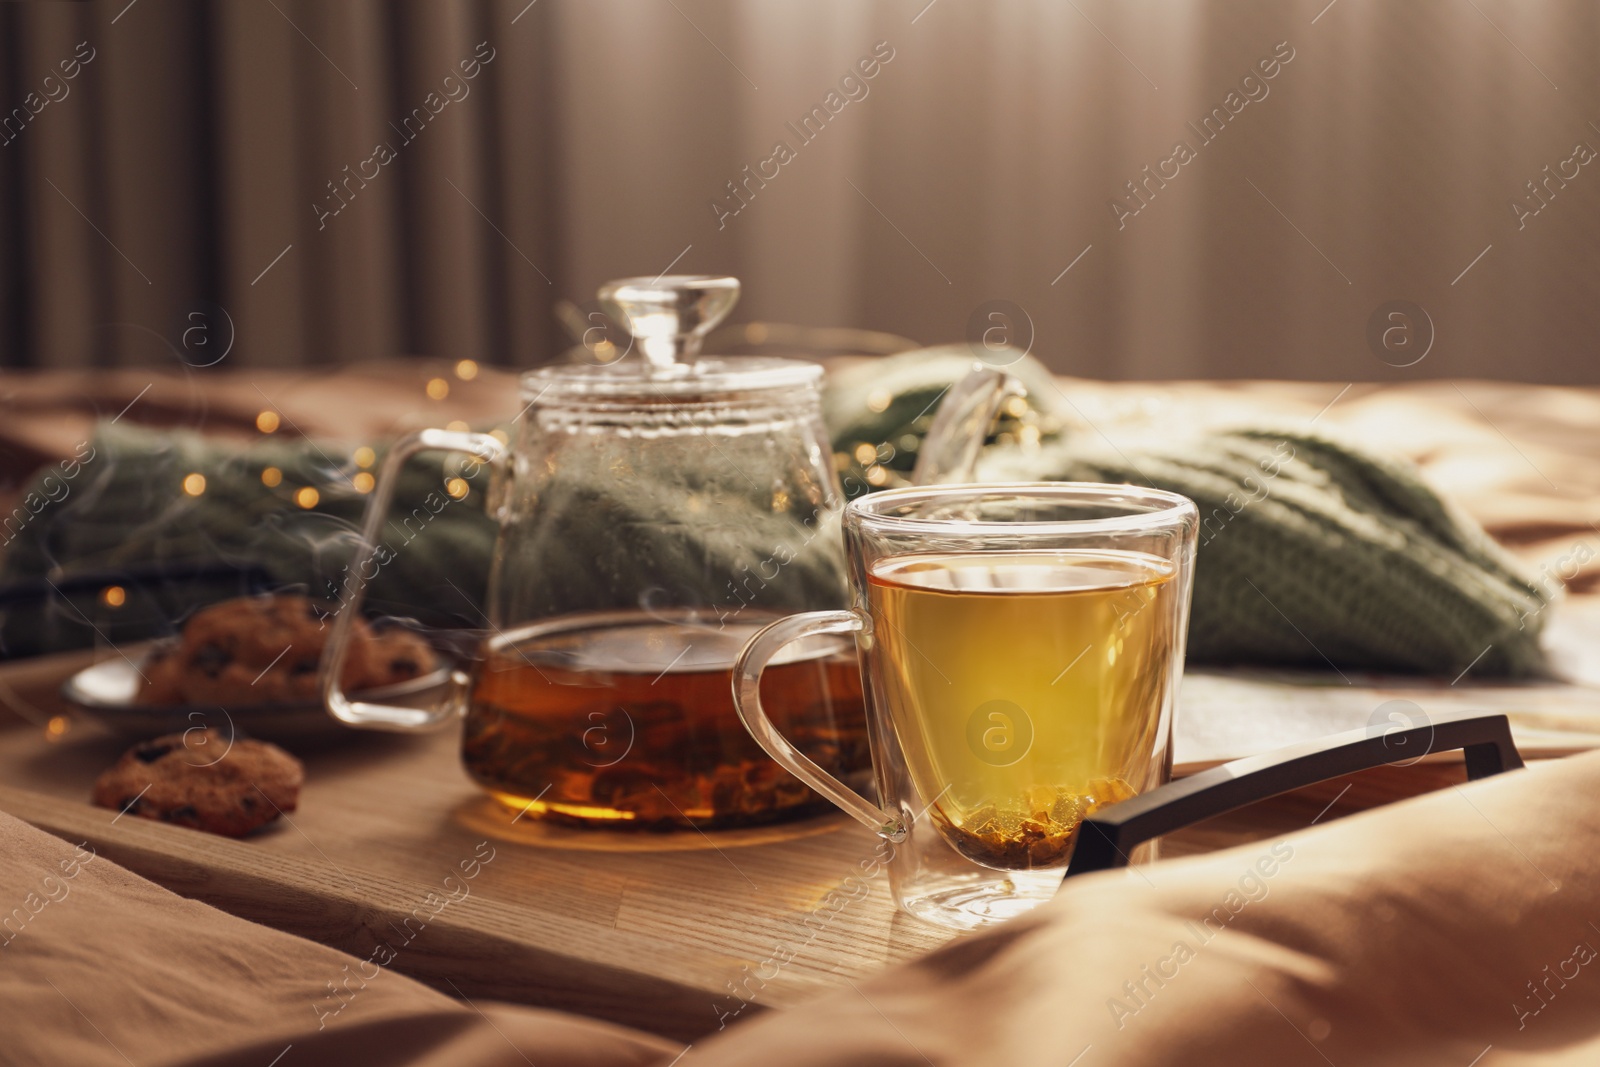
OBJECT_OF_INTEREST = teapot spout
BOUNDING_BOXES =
[910,366,1026,485]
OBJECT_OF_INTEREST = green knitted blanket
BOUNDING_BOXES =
[0,354,1549,676]
[826,349,1547,676]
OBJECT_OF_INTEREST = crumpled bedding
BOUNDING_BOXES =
[6,748,1600,1066]
[0,807,674,1067]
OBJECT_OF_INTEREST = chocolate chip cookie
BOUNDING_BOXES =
[92,729,304,837]
[136,594,437,706]
[367,623,437,686]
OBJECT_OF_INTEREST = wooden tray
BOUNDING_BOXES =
[0,647,1493,1041]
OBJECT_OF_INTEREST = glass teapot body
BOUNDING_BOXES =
[460,359,867,828]
[324,276,881,830]
[322,273,1018,831]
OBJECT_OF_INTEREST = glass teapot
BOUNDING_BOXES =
[322,274,1015,831]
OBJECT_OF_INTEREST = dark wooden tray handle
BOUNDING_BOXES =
[1064,711,1525,879]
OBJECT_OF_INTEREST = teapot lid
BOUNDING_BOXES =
[525,275,822,401]
[601,274,739,372]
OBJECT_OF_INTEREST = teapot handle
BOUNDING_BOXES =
[321,428,509,731]
[910,366,1025,485]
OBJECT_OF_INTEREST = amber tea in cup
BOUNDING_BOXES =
[867,550,1175,869]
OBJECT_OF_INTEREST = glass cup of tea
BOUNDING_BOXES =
[732,482,1198,930]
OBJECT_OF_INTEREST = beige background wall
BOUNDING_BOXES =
[1,0,1597,382]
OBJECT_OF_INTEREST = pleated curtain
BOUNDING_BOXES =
[1,0,1597,383]
[0,0,559,371]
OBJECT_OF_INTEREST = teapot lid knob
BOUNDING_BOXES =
[597,275,740,372]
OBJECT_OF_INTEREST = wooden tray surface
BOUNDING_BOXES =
[0,647,1479,1041]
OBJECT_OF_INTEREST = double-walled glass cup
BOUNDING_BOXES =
[733,483,1198,930]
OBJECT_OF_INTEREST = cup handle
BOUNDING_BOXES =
[732,610,907,842]
[322,428,509,731]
